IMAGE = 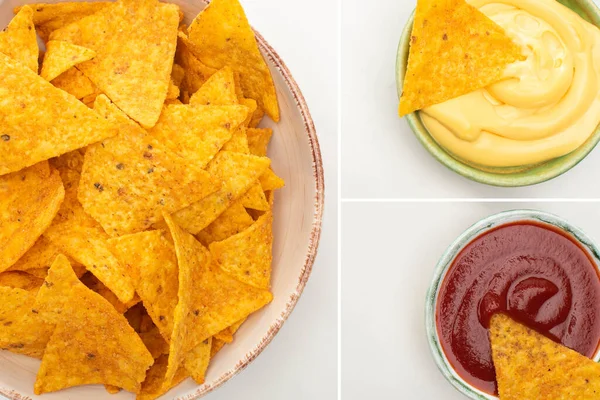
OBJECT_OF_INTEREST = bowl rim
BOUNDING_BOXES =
[0,3,325,400]
[396,0,600,187]
[424,209,600,400]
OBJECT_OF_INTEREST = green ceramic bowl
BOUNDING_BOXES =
[396,0,600,187]
[425,209,600,399]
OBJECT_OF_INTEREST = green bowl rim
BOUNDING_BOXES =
[396,0,600,187]
[425,209,600,400]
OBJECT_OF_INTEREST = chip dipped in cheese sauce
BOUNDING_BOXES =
[421,0,600,168]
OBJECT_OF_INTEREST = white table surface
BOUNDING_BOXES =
[341,201,600,399]
[341,0,600,199]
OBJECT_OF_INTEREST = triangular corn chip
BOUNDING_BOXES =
[184,337,212,384]
[189,66,237,106]
[171,63,185,87]
[166,79,180,100]
[175,31,217,95]
[211,338,226,358]
[0,52,117,175]
[78,95,220,236]
[108,230,179,340]
[491,314,600,400]
[398,0,524,116]
[51,67,98,99]
[196,200,254,245]
[0,6,38,72]
[246,128,272,157]
[0,271,44,291]
[33,255,153,394]
[0,162,64,273]
[209,212,273,289]
[80,273,141,314]
[187,0,279,121]
[137,354,188,400]
[50,0,180,128]
[260,168,285,192]
[240,183,269,211]
[139,324,169,359]
[248,102,264,128]
[222,126,250,153]
[214,317,246,343]
[41,40,96,81]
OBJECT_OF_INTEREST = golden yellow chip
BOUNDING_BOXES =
[0,162,64,273]
[210,212,273,289]
[139,324,170,359]
[51,67,98,99]
[240,98,258,127]
[196,200,254,245]
[0,6,38,72]
[187,0,279,121]
[184,337,212,384]
[260,168,285,192]
[246,128,273,157]
[22,268,49,279]
[8,237,63,273]
[40,40,96,81]
[78,95,220,236]
[33,255,153,394]
[211,338,226,358]
[147,104,249,168]
[0,286,53,358]
[490,314,600,400]
[175,31,217,94]
[214,317,246,343]
[171,63,185,88]
[222,127,250,153]
[50,0,180,128]
[138,354,188,400]
[240,183,269,211]
[189,66,237,106]
[80,273,141,314]
[16,2,110,41]
[0,271,44,291]
[398,0,524,116]
[169,151,270,234]
[166,79,180,100]
[108,230,179,341]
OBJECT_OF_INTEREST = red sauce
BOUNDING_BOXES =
[436,222,600,395]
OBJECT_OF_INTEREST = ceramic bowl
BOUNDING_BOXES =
[425,209,600,400]
[396,0,600,187]
[0,1,324,399]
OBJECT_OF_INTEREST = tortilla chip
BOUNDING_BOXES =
[171,63,185,87]
[246,128,272,157]
[80,273,141,314]
[175,31,217,95]
[0,286,53,358]
[187,0,279,121]
[139,324,170,359]
[108,230,179,340]
[0,6,38,73]
[0,271,44,291]
[214,317,246,343]
[260,168,285,191]
[398,0,524,116]
[147,104,249,168]
[169,151,270,234]
[50,0,180,128]
[222,127,250,153]
[196,200,254,245]
[78,95,220,236]
[210,338,226,358]
[184,337,212,384]
[33,255,153,394]
[248,103,264,128]
[209,211,272,289]
[189,66,237,106]
[125,303,145,332]
[0,52,118,176]
[166,79,180,100]
[163,213,272,387]
[22,268,49,279]
[51,67,98,99]
[240,183,269,211]
[137,354,188,400]
[41,40,96,81]
[0,162,65,272]
[16,2,110,41]
[490,313,600,400]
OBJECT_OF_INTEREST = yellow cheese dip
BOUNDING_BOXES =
[420,0,600,168]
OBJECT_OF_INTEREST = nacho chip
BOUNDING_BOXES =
[138,354,188,400]
[187,0,279,121]
[240,183,269,211]
[147,104,249,168]
[166,79,180,100]
[175,31,217,95]
[0,6,38,72]
[241,98,259,127]
[23,268,49,279]
[196,200,254,245]
[189,66,237,106]
[214,317,246,343]
[50,0,180,128]
[125,303,145,332]
[78,95,220,236]
[171,63,185,87]
[33,255,153,394]
[139,324,170,359]
[0,286,53,358]
[108,230,179,340]
[260,168,285,192]
[222,127,250,153]
[51,67,98,99]
[0,162,65,272]
[0,52,118,176]
[490,313,600,400]
[184,337,212,384]
[41,40,96,81]
[246,128,273,157]
[80,273,141,314]
[0,271,44,291]
[211,338,226,358]
[16,2,110,41]
[398,0,524,116]
[210,212,273,289]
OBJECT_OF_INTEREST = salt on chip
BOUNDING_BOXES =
[0,52,118,176]
[0,162,64,273]
[490,313,600,400]
[0,271,44,291]
[33,255,153,394]
[189,66,237,106]
[51,67,98,99]
[50,0,180,128]
[168,151,270,234]
[175,31,217,95]
[184,337,212,384]
[41,40,96,81]
[78,95,220,236]
[246,128,273,157]
[196,200,254,245]
[398,0,524,116]
[209,211,273,289]
[0,6,38,73]
[138,354,188,400]
[108,230,179,340]
[187,0,279,121]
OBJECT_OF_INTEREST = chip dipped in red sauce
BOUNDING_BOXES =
[436,222,600,395]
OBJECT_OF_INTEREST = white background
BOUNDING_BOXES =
[341,0,600,199]
[341,201,600,399]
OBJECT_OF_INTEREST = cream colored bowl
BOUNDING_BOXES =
[0,1,325,399]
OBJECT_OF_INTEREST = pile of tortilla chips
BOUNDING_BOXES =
[0,0,283,398]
